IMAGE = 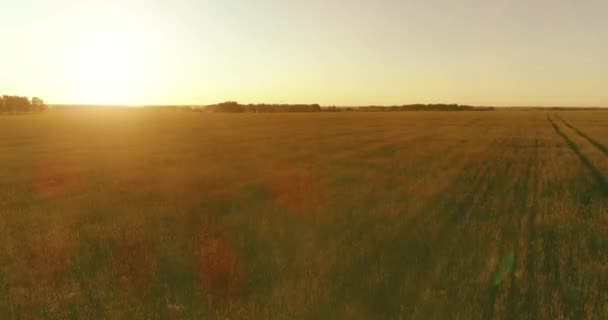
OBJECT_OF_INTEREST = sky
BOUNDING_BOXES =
[1,0,607,106]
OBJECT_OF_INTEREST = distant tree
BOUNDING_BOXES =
[0,95,46,114]
[17,96,30,113]
[31,97,46,112]
[208,101,245,113]
[2,95,18,113]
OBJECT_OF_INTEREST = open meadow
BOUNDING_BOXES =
[2,109,608,319]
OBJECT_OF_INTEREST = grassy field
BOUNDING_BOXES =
[1,109,608,319]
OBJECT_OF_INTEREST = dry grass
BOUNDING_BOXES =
[193,225,245,306]
[266,164,323,215]
[17,226,78,285]
[106,222,158,290]
[1,109,608,318]
[32,158,81,198]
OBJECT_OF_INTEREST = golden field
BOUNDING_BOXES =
[1,109,608,319]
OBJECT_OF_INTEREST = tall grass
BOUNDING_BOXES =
[1,110,608,318]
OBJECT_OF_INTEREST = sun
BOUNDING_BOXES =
[67,27,148,105]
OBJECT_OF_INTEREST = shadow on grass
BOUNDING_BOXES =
[547,115,608,196]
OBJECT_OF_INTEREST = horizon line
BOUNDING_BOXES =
[48,103,605,109]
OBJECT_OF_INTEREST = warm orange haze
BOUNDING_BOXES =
[2,0,608,319]
[1,0,607,106]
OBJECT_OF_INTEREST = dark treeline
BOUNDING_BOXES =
[200,101,494,113]
[206,101,322,113]
[143,105,197,112]
[353,104,494,112]
[507,106,605,111]
[0,95,46,114]
[88,104,608,112]
[140,102,496,113]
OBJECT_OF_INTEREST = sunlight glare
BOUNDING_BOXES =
[68,26,149,105]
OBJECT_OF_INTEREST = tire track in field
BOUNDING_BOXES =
[326,120,504,318]
[475,122,540,319]
[556,115,608,157]
[405,134,514,318]
[547,115,608,196]
[524,115,597,318]
[405,128,523,318]
[504,120,583,319]
[490,131,538,320]
[518,135,540,319]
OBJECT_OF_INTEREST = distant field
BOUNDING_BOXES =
[2,109,608,319]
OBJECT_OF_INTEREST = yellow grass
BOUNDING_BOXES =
[1,109,608,318]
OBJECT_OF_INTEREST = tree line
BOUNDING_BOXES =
[203,102,494,113]
[142,102,496,113]
[0,95,47,114]
[206,101,322,113]
[354,104,495,112]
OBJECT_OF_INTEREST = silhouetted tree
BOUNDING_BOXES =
[207,101,244,113]
[0,95,46,114]
[208,102,323,113]
[31,97,46,112]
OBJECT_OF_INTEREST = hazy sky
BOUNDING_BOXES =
[1,0,607,106]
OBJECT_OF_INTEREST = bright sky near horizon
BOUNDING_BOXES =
[1,0,607,106]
